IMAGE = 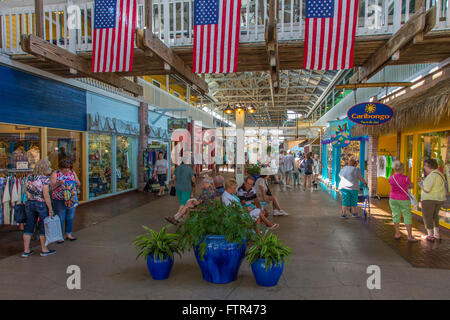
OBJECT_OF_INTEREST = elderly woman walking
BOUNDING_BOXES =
[419,159,447,241]
[388,161,417,242]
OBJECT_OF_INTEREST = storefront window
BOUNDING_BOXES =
[418,131,450,224]
[116,136,136,192]
[327,143,333,179]
[340,141,360,168]
[0,124,41,170]
[405,135,414,178]
[88,134,112,198]
[47,129,83,200]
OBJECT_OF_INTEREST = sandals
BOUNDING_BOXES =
[267,223,279,230]
[165,216,179,226]
[394,235,402,240]
[422,235,435,242]
[407,238,418,243]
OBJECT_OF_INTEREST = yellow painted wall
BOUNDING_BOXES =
[142,75,199,105]
[377,134,398,197]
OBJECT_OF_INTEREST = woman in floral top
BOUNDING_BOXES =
[50,158,81,242]
[22,159,55,257]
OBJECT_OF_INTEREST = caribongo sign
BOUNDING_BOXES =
[347,102,394,126]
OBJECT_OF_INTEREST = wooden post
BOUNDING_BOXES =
[415,0,426,11]
[138,102,149,191]
[35,0,44,38]
[145,0,152,32]
[396,132,402,159]
[368,134,378,198]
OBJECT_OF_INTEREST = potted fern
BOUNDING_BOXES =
[247,231,292,287]
[133,226,181,280]
[177,201,258,284]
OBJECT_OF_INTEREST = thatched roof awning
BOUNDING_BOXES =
[352,70,450,137]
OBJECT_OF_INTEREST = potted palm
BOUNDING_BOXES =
[247,231,292,287]
[133,226,181,280]
[246,164,261,181]
[178,201,258,284]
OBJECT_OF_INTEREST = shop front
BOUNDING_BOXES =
[0,65,87,211]
[352,81,450,229]
[87,93,139,200]
[321,118,368,190]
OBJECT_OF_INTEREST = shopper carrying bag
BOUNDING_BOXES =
[388,161,417,242]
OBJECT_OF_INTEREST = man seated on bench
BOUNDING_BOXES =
[222,178,279,234]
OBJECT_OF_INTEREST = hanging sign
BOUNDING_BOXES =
[347,102,394,126]
[322,118,354,148]
[168,118,188,132]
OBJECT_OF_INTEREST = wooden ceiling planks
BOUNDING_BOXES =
[9,33,450,80]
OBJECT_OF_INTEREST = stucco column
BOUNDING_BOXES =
[138,102,149,191]
[367,134,378,198]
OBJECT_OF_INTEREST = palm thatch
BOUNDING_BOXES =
[352,76,450,137]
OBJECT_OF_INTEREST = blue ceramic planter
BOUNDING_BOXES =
[194,235,246,284]
[146,255,174,280]
[251,259,284,287]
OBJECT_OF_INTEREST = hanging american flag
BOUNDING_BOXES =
[303,0,359,70]
[91,0,137,73]
[193,0,242,74]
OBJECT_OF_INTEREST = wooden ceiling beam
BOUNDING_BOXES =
[136,29,209,93]
[265,0,280,107]
[21,34,143,96]
[350,6,435,83]
[335,82,412,89]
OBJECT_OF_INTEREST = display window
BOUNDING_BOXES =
[417,131,450,223]
[47,129,84,200]
[116,136,136,192]
[405,135,414,179]
[340,141,360,168]
[0,124,41,170]
[88,134,113,198]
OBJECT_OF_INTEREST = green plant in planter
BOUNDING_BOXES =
[247,231,292,270]
[133,226,182,260]
[246,164,261,176]
[177,201,258,260]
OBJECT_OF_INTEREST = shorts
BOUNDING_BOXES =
[389,199,412,225]
[249,208,261,221]
[157,174,167,187]
[24,200,49,236]
[340,189,359,207]
[284,170,293,178]
[176,190,192,206]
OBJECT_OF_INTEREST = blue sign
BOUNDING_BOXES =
[347,102,394,126]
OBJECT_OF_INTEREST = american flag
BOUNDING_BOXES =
[303,0,359,70]
[91,0,137,73]
[193,0,242,74]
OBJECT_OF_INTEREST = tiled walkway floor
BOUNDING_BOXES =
[0,183,449,299]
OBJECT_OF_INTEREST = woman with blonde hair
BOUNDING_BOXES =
[388,161,417,242]
[22,159,56,257]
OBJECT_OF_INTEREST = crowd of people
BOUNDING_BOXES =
[161,151,447,244]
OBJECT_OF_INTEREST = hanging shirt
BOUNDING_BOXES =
[3,177,10,225]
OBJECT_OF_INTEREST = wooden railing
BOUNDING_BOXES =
[0,0,449,55]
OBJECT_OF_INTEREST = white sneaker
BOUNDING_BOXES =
[273,210,283,216]
[279,210,289,216]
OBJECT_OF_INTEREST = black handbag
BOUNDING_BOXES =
[170,186,176,196]
[13,203,27,224]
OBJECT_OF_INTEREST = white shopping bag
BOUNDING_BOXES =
[44,215,63,246]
